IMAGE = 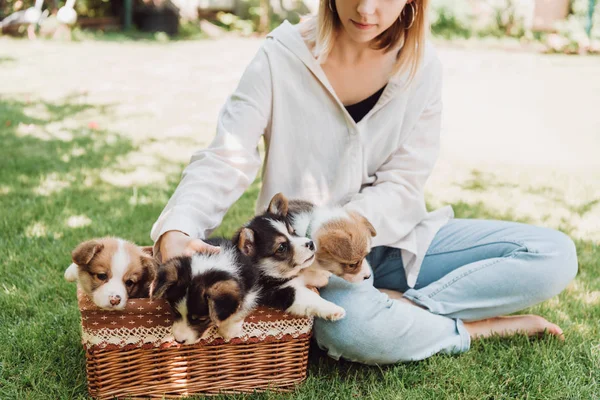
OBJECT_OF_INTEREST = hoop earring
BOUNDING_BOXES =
[329,0,336,13]
[401,2,417,30]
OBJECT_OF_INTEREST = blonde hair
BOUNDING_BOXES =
[301,0,429,82]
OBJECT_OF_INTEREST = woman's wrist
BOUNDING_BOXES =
[162,230,189,241]
[156,230,190,261]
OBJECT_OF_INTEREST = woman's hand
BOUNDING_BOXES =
[158,230,220,262]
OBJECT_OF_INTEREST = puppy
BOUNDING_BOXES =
[152,238,260,344]
[233,197,345,321]
[271,193,377,285]
[64,238,157,310]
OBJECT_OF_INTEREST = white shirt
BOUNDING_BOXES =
[151,21,454,287]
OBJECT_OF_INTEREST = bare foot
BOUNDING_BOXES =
[464,315,564,341]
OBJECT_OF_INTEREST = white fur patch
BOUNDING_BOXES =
[111,239,130,280]
[290,212,312,237]
[284,278,345,320]
[269,219,292,239]
[92,239,129,310]
[291,207,351,239]
[258,258,292,278]
[64,263,79,282]
[172,298,198,344]
[241,289,260,313]
[190,246,238,277]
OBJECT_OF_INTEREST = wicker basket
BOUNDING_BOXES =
[78,290,313,399]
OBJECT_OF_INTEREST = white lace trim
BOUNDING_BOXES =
[82,318,313,349]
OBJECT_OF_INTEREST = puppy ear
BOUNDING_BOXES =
[141,254,159,295]
[140,246,154,256]
[207,280,241,323]
[317,229,355,261]
[152,259,179,299]
[267,193,288,217]
[350,211,377,237]
[72,240,104,266]
[235,227,256,257]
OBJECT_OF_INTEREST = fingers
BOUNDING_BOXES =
[183,239,221,257]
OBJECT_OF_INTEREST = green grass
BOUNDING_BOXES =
[0,95,598,400]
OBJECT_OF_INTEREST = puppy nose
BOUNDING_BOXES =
[174,338,185,344]
[364,274,371,280]
[109,295,121,306]
[306,241,315,251]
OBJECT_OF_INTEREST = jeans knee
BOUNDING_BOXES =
[314,278,469,364]
[531,229,578,299]
[548,230,578,284]
[313,315,419,365]
[314,281,397,364]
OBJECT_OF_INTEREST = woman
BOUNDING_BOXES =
[151,0,578,364]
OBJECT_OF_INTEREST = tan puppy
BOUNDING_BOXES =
[64,238,158,310]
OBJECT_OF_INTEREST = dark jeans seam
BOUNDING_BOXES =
[426,238,531,256]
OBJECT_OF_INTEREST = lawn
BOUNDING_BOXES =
[0,38,599,399]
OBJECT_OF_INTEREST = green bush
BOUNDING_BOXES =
[544,0,600,53]
[430,0,473,39]
[430,0,527,39]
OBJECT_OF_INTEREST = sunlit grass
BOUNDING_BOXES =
[0,50,598,399]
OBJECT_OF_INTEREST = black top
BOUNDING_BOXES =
[344,85,386,123]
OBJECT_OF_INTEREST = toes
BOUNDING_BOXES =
[531,316,564,341]
[546,323,565,341]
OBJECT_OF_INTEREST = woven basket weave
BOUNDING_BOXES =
[78,290,313,399]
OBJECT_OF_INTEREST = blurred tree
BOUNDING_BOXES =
[587,0,596,36]
[258,0,268,32]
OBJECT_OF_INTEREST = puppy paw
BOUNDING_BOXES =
[219,320,245,340]
[64,263,79,282]
[312,270,332,288]
[317,304,346,321]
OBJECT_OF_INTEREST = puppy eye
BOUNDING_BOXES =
[276,243,288,253]
[125,279,135,287]
[189,315,208,324]
[96,273,108,281]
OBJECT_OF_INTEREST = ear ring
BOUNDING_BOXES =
[401,1,417,30]
[329,0,336,13]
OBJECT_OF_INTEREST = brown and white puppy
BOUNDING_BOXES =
[152,238,260,344]
[270,193,377,286]
[234,197,345,320]
[64,238,157,310]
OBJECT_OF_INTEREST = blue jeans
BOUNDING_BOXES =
[314,219,578,364]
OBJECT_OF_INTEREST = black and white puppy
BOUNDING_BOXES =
[153,238,259,344]
[233,196,346,321]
